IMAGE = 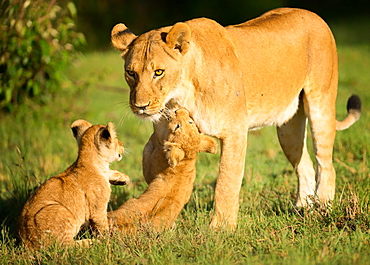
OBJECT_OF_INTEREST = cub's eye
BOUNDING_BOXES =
[154,69,164,77]
[126,70,135,77]
[188,120,194,124]
[174,124,181,131]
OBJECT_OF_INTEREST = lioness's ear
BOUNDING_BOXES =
[71,119,92,146]
[111,23,137,54]
[166,22,191,54]
[199,135,218,154]
[164,143,185,168]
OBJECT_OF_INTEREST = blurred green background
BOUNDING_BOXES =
[74,0,370,49]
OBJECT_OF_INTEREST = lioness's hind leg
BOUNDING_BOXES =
[304,93,337,204]
[277,99,316,206]
[303,26,338,204]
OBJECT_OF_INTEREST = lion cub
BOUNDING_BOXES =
[17,120,129,248]
[108,109,217,232]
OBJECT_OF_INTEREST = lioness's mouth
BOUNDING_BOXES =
[133,108,174,124]
[132,109,163,122]
[134,111,155,118]
[130,99,176,122]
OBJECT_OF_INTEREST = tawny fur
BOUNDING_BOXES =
[17,120,129,248]
[111,8,361,229]
[108,109,217,232]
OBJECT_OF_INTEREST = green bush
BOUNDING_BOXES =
[0,0,86,111]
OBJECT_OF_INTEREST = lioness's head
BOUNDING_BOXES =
[162,109,217,168]
[71,119,124,163]
[111,22,192,122]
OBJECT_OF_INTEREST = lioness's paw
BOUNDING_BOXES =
[210,216,237,232]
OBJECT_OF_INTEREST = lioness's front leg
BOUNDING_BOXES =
[210,134,248,230]
[142,133,156,184]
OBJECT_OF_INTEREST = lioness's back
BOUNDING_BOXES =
[226,8,335,65]
[229,8,330,35]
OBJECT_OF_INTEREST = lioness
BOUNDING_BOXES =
[18,120,129,248]
[111,8,361,229]
[108,109,217,232]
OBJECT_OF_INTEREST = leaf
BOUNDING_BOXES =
[67,2,77,18]
[5,88,12,102]
[23,0,31,9]
[32,82,40,96]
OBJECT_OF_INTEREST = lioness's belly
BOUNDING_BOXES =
[247,95,300,130]
[188,90,301,137]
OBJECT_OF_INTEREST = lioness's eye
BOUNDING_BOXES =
[154,69,164,77]
[189,120,194,124]
[126,70,135,77]
[174,124,181,131]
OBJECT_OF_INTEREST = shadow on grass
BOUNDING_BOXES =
[0,194,27,242]
[0,165,38,242]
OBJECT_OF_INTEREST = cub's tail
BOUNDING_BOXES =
[336,95,361,131]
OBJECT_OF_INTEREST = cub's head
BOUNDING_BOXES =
[71,119,124,163]
[111,22,192,122]
[162,109,217,168]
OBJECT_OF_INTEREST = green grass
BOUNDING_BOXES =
[1,24,370,264]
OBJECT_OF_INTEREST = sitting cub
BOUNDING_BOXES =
[17,120,129,248]
[108,109,217,232]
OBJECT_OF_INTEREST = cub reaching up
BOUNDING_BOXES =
[108,109,217,232]
[17,120,129,248]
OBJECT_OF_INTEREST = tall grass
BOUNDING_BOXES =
[0,22,369,264]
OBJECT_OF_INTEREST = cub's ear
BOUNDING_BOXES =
[166,22,191,54]
[164,143,185,168]
[71,119,92,146]
[106,122,117,139]
[199,135,218,154]
[100,122,117,142]
[111,23,137,54]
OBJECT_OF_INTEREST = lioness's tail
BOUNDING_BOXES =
[336,95,361,131]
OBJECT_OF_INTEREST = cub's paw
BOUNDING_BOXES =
[109,171,130,186]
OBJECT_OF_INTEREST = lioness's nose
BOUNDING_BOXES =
[135,102,150,110]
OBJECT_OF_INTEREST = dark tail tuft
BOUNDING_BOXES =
[346,94,361,113]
